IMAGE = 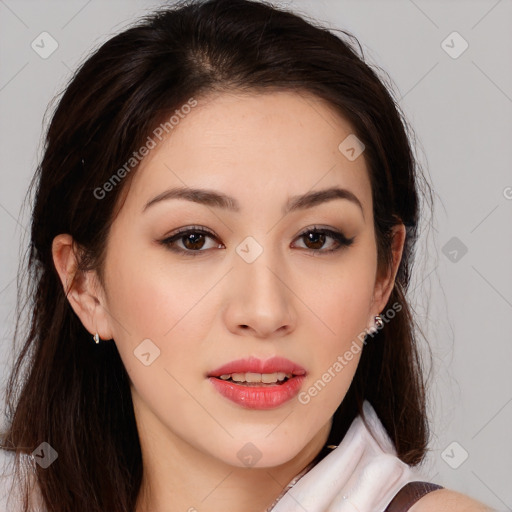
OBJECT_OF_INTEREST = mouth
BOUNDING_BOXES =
[212,370,300,385]
[207,357,307,409]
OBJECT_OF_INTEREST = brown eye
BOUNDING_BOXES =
[160,226,224,256]
[293,227,355,253]
[182,232,206,250]
[302,231,327,250]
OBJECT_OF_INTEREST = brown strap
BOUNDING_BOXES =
[384,481,444,512]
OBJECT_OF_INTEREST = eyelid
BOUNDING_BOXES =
[164,224,218,239]
[296,224,349,238]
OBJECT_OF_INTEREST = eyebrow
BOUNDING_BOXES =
[143,186,364,219]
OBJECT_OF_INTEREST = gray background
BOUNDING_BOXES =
[0,0,511,510]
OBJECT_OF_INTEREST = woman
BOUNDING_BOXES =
[0,0,494,510]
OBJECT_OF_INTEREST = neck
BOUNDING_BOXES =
[132,392,332,512]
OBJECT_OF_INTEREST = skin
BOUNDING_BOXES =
[52,91,487,512]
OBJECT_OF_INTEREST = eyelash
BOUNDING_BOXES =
[158,225,355,257]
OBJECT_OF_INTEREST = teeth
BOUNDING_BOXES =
[218,372,292,383]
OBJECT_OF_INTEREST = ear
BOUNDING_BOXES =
[370,223,406,316]
[52,234,114,341]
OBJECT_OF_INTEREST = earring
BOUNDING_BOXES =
[374,314,384,330]
[93,333,100,344]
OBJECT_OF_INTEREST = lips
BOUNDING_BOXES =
[207,356,306,378]
[207,356,307,410]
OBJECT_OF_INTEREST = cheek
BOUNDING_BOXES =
[300,249,376,339]
[107,271,217,386]
[104,239,216,340]
[101,237,223,408]
[107,260,218,443]
[296,251,376,415]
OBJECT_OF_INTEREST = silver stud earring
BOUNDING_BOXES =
[374,314,384,329]
[93,333,100,344]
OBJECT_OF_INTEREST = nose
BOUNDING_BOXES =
[223,248,297,339]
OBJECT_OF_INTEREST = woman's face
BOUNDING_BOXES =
[91,91,398,468]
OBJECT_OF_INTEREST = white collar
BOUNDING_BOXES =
[269,400,423,512]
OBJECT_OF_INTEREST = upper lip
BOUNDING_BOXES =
[207,356,306,377]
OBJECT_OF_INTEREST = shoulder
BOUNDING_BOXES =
[410,488,496,512]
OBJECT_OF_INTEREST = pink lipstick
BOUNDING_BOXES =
[207,356,306,410]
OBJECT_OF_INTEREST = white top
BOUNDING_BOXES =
[0,401,429,512]
[271,400,428,511]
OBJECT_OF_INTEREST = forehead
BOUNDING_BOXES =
[124,90,372,215]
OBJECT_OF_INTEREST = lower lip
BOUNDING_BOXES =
[208,376,306,410]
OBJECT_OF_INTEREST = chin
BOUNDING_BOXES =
[212,433,313,469]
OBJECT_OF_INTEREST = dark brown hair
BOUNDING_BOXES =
[1,0,433,510]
